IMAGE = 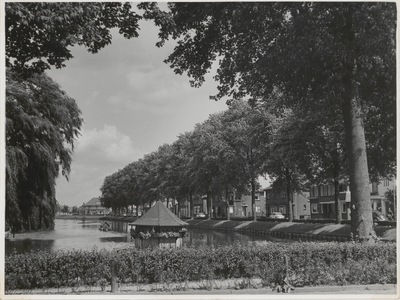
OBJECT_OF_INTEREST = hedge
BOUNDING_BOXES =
[5,241,396,291]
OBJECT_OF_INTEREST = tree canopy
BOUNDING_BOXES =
[6,2,142,78]
[5,2,143,232]
[6,70,83,232]
[99,102,271,218]
[141,2,396,240]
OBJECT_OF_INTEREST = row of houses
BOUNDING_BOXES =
[80,178,395,220]
[187,178,395,220]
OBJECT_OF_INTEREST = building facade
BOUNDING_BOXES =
[309,183,351,219]
[195,190,267,218]
[264,187,310,219]
[237,191,267,218]
[81,197,110,215]
[309,178,395,220]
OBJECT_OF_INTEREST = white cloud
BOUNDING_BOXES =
[56,125,146,207]
[76,124,142,163]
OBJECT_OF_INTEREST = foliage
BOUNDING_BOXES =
[140,2,396,240]
[99,102,271,217]
[219,101,272,219]
[61,205,69,214]
[6,70,83,232]
[6,2,141,78]
[5,242,396,291]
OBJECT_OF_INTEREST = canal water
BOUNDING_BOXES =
[5,219,285,255]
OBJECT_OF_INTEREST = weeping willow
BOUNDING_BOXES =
[5,69,83,232]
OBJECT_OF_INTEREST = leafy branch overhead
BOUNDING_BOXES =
[6,2,142,79]
[5,2,142,232]
[140,2,396,241]
[5,2,396,241]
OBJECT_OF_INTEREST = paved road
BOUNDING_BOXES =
[7,283,397,299]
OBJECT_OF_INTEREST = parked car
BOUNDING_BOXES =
[372,210,388,222]
[195,212,206,218]
[269,212,285,219]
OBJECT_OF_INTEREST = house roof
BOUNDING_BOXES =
[83,197,102,207]
[131,200,188,227]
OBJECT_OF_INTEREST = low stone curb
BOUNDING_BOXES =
[187,219,396,242]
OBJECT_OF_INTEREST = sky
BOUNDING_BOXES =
[46,11,269,207]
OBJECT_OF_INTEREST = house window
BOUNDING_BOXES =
[322,186,327,196]
[303,205,307,210]
[329,185,334,196]
[270,206,277,213]
[279,206,286,214]
[311,186,318,197]
[256,205,261,213]
[311,204,319,213]
[371,182,378,195]
[255,193,259,200]
[266,191,270,200]
[342,203,346,213]
[384,179,390,187]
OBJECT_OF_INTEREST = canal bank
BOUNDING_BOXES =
[185,219,397,242]
[56,215,396,242]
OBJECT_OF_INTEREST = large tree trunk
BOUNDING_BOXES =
[342,62,374,241]
[285,169,293,222]
[334,177,341,224]
[251,179,256,221]
[333,159,342,224]
[189,192,194,219]
[177,198,181,218]
[207,190,212,219]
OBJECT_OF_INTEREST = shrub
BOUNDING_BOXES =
[5,241,396,291]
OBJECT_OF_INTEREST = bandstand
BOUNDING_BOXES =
[128,200,188,249]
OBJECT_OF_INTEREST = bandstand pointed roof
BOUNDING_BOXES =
[131,200,188,227]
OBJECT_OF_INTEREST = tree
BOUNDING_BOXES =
[61,205,70,215]
[264,109,310,221]
[307,124,347,224]
[6,2,141,78]
[6,2,142,231]
[142,2,396,241]
[189,116,226,218]
[167,135,199,218]
[268,101,348,223]
[6,70,83,231]
[72,206,78,214]
[219,100,271,220]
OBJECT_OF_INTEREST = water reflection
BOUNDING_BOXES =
[183,227,271,248]
[6,239,55,255]
[99,236,128,243]
[5,219,282,255]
